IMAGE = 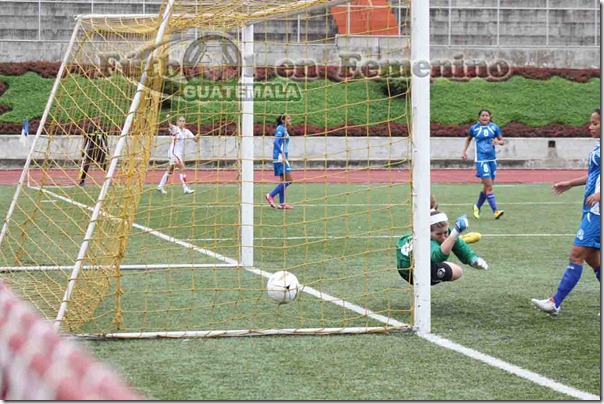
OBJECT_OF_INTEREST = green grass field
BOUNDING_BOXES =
[0,181,600,400]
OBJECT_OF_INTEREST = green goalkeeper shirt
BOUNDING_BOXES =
[396,229,478,270]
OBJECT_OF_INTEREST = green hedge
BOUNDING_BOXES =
[0,72,599,136]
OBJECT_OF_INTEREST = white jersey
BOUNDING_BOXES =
[168,124,195,164]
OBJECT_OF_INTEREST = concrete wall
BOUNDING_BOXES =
[0,136,595,169]
[0,1,599,68]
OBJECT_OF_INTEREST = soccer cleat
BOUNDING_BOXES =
[531,298,560,316]
[157,186,167,194]
[184,188,195,194]
[265,193,276,208]
[494,210,505,220]
[278,204,294,210]
[460,232,481,244]
[78,180,85,187]
[473,204,480,219]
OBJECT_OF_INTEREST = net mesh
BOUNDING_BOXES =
[0,0,414,337]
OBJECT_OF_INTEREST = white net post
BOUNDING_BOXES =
[240,24,255,268]
[411,0,432,335]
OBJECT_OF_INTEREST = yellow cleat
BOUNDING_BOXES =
[461,232,481,244]
[494,210,505,220]
[473,204,481,219]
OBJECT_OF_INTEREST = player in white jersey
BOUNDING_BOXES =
[532,108,601,316]
[157,114,199,194]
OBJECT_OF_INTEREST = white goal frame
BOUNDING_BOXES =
[0,0,431,337]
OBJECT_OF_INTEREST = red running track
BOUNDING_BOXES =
[0,168,585,186]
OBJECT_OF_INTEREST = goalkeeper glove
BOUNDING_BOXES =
[449,214,469,239]
[470,257,488,270]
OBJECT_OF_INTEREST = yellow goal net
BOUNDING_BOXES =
[0,0,424,337]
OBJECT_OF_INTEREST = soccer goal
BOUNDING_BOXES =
[0,0,431,337]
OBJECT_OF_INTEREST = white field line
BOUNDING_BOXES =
[184,233,576,242]
[165,201,581,209]
[35,187,238,265]
[34,187,597,400]
[0,264,238,271]
[420,334,600,401]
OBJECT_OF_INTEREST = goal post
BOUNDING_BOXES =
[0,0,431,338]
[411,0,432,336]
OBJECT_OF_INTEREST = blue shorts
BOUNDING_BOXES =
[573,212,600,249]
[475,161,497,180]
[273,161,291,177]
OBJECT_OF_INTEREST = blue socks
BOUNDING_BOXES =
[486,193,497,212]
[270,182,292,204]
[270,183,284,203]
[476,192,486,208]
[552,262,584,307]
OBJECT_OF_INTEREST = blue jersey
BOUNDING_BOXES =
[583,142,600,215]
[272,124,289,162]
[467,122,502,162]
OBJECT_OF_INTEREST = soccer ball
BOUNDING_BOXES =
[266,271,300,304]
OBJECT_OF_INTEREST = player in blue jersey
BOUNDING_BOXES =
[532,108,601,316]
[265,114,294,209]
[461,109,505,220]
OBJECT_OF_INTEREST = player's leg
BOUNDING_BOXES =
[483,162,504,219]
[583,217,600,281]
[585,248,601,282]
[79,157,91,186]
[157,164,174,193]
[532,213,596,315]
[473,162,489,218]
[430,261,462,285]
[550,245,588,307]
[177,161,193,194]
[79,140,92,186]
[266,163,284,208]
[278,171,294,209]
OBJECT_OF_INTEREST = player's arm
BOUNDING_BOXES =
[183,129,199,143]
[273,127,285,159]
[492,125,504,146]
[166,114,178,135]
[586,173,600,206]
[461,136,473,160]
[452,239,488,270]
[552,175,588,195]
[439,215,469,256]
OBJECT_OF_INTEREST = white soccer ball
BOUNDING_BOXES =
[266,271,300,304]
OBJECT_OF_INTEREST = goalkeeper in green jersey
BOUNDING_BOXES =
[396,210,488,286]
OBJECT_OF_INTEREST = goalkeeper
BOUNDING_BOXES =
[396,210,488,286]
[78,117,108,186]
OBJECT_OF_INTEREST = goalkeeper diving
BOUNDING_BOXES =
[396,210,488,286]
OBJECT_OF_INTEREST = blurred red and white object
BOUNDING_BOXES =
[0,281,143,400]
